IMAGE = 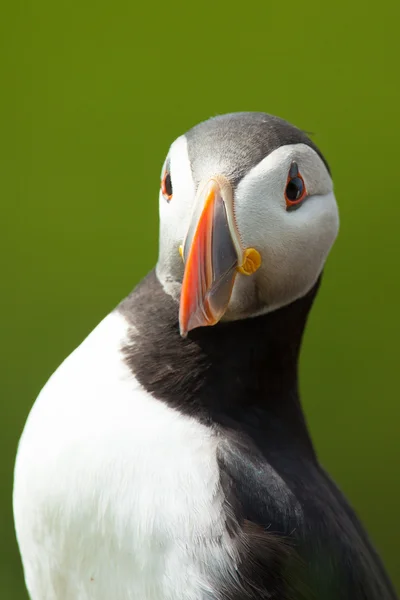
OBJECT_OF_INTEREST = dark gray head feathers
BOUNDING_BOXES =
[185,112,330,187]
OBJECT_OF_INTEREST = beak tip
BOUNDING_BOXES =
[179,314,189,338]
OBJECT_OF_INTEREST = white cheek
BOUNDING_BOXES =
[272,193,339,279]
[157,136,196,290]
[232,145,338,313]
[159,136,196,239]
[233,161,287,253]
[238,190,338,309]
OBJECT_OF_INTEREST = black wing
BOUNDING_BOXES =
[216,424,398,600]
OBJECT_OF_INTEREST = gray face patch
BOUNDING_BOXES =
[185,112,330,187]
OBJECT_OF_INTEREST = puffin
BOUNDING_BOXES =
[13,112,397,600]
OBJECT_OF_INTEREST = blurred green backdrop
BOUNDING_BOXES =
[1,0,399,597]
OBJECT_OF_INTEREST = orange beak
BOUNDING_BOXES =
[179,177,243,337]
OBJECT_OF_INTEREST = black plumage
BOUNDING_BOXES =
[119,270,397,600]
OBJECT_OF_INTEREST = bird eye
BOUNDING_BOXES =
[285,162,306,209]
[161,171,173,202]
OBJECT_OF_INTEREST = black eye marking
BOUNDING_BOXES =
[161,170,173,201]
[285,162,307,209]
[289,161,299,178]
[286,177,304,201]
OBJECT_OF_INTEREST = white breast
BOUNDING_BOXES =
[13,312,236,600]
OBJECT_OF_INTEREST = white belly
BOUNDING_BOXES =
[13,312,235,600]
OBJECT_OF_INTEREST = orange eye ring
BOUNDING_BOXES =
[161,171,173,202]
[285,162,307,209]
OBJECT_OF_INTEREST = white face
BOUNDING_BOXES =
[156,135,339,322]
[157,135,195,296]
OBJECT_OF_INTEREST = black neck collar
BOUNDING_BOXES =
[119,270,321,457]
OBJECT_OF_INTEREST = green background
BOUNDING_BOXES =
[1,0,399,597]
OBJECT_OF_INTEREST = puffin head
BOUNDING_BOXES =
[155,112,339,337]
